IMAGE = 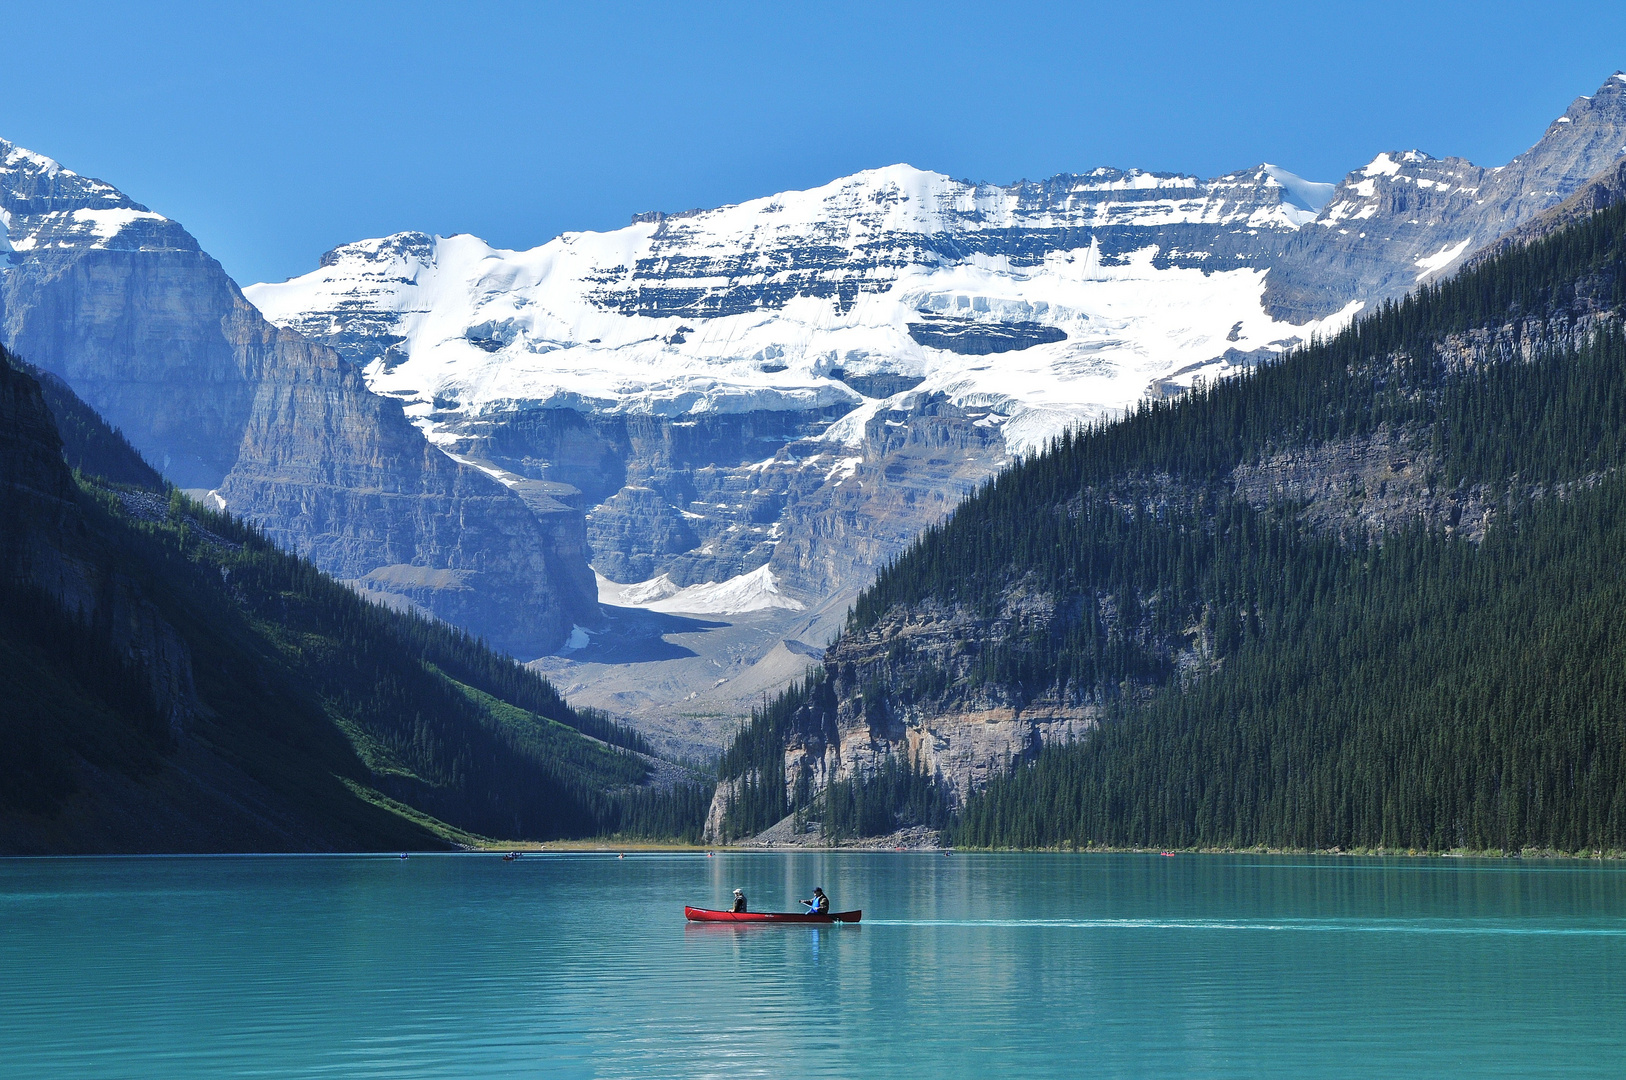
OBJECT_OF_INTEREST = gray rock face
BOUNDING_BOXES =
[906,315,1067,354]
[0,148,250,489]
[0,140,597,656]
[591,164,1322,320]
[1468,157,1626,266]
[763,396,1011,601]
[216,332,598,655]
[436,402,854,587]
[434,390,1008,612]
[698,579,1112,839]
[1263,73,1626,321]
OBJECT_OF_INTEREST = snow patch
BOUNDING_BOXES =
[601,565,804,615]
[70,207,167,240]
[822,398,886,447]
[1362,153,1404,178]
[558,625,592,653]
[1414,238,1473,281]
[1262,165,1336,213]
[603,573,682,605]
[824,455,863,484]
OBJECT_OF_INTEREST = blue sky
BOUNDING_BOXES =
[6,1,1623,285]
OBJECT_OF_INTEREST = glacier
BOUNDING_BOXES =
[246,163,1355,457]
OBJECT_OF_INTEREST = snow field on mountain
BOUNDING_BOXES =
[247,165,1354,455]
[595,566,805,615]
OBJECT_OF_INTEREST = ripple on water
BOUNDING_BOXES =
[2,852,1624,1078]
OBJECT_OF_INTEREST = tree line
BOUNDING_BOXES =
[716,200,1626,851]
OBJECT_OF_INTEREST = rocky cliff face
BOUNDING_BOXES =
[1263,73,1626,321]
[781,598,1104,813]
[0,146,253,489]
[0,140,598,656]
[1468,157,1626,267]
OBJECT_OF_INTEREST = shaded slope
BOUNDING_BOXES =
[0,351,653,853]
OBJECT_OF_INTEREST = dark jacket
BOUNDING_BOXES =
[731,894,748,913]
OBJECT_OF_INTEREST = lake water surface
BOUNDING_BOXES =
[2,852,1623,1078]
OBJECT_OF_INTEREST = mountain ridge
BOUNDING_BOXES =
[242,73,1626,748]
[0,140,598,656]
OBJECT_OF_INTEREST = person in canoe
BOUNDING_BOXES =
[731,889,748,913]
[800,887,829,915]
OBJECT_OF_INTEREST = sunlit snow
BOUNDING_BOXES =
[69,207,167,241]
[246,164,1353,455]
[596,565,805,615]
[1414,238,1474,281]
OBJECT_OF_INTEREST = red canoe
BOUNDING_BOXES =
[684,906,862,924]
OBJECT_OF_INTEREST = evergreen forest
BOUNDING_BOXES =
[716,199,1626,853]
[1,354,710,852]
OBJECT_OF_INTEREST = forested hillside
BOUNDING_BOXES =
[713,199,1626,853]
[1,353,705,852]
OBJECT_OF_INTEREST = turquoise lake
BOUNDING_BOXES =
[2,852,1624,1078]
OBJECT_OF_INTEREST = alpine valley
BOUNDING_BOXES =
[4,72,1626,852]
[242,73,1626,756]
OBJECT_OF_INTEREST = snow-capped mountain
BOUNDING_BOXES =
[1265,72,1626,319]
[0,142,179,254]
[0,139,599,657]
[244,75,1626,681]
[248,162,1344,459]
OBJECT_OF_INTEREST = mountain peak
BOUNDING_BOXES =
[0,137,190,257]
[0,137,148,218]
[1358,150,1436,178]
[318,231,437,269]
[1,141,64,179]
[1557,70,1626,123]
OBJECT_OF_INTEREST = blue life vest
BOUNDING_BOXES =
[810,893,828,914]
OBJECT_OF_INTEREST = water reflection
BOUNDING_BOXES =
[0,853,1623,1078]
